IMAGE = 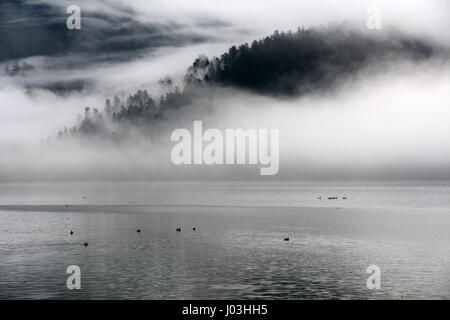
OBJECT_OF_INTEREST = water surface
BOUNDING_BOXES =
[0,181,449,299]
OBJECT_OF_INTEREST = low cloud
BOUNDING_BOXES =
[0,0,449,181]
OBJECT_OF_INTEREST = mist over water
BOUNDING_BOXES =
[1,60,449,181]
[0,0,449,182]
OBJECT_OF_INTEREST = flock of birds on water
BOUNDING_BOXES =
[67,194,348,246]
[71,226,198,247]
[317,196,347,200]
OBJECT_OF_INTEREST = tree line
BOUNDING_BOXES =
[57,24,441,139]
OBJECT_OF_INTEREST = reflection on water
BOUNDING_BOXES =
[0,182,449,299]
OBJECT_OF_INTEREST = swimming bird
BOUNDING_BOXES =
[342,196,347,200]
[284,237,289,242]
[84,242,88,246]
[136,229,141,233]
[192,227,196,231]
[70,230,73,235]
[176,228,181,232]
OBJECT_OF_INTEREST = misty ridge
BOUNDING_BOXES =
[1,17,450,181]
[55,25,449,140]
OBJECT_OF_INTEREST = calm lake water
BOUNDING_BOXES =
[0,181,449,299]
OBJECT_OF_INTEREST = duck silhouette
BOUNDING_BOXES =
[70,230,73,235]
[136,229,141,233]
[176,228,181,232]
[283,237,290,242]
